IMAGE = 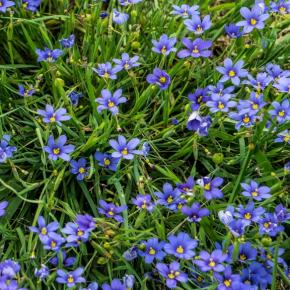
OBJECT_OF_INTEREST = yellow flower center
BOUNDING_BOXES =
[251,191,258,197]
[228,70,236,77]
[141,201,147,209]
[218,102,225,109]
[197,96,203,103]
[108,101,115,108]
[124,62,130,69]
[167,195,173,203]
[224,279,232,287]
[192,46,199,54]
[149,247,156,255]
[104,72,110,78]
[197,276,203,282]
[0,2,3,7]
[244,212,252,220]
[53,148,60,155]
[240,254,247,260]
[209,259,216,267]
[279,6,286,13]
[250,18,257,25]
[41,227,47,235]
[267,254,272,260]
[284,136,290,142]
[77,229,84,236]
[47,57,53,62]
[67,276,74,283]
[6,280,11,285]
[121,148,128,155]
[108,210,114,216]
[204,183,211,191]
[177,203,183,210]
[49,115,56,122]
[161,46,167,54]
[159,77,166,83]
[243,116,250,123]
[252,103,259,109]
[79,167,85,174]
[176,245,184,254]
[264,222,270,228]
[104,158,111,166]
[197,25,203,32]
[168,272,175,279]
[279,110,285,117]
[175,271,180,276]
[50,241,56,248]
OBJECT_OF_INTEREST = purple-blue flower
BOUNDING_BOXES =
[42,232,65,251]
[243,72,272,91]
[109,135,142,160]
[258,213,284,237]
[269,99,290,123]
[206,94,237,113]
[177,37,212,59]
[172,4,199,18]
[146,68,171,90]
[36,47,63,62]
[216,58,248,86]
[176,176,195,195]
[76,214,96,232]
[102,279,126,290]
[113,53,140,71]
[236,5,269,33]
[270,1,290,14]
[197,177,224,200]
[188,87,210,110]
[18,84,35,97]
[29,215,59,242]
[92,62,121,80]
[22,0,41,11]
[228,219,246,237]
[187,112,212,137]
[49,251,76,267]
[164,232,197,259]
[94,151,120,171]
[0,135,16,163]
[182,202,210,222]
[70,158,89,181]
[0,0,15,12]
[224,23,243,38]
[152,34,177,56]
[56,268,86,288]
[184,15,211,34]
[0,201,8,217]
[275,204,290,222]
[119,0,142,5]
[237,92,266,115]
[273,77,290,93]
[238,242,257,262]
[37,104,71,125]
[61,222,90,246]
[112,9,129,24]
[214,266,244,290]
[60,34,75,48]
[44,135,75,161]
[235,201,265,226]
[34,265,49,280]
[154,183,183,211]
[241,180,271,200]
[69,90,83,106]
[156,261,188,289]
[98,200,127,222]
[194,249,227,272]
[208,83,235,98]
[132,194,155,212]
[95,89,127,115]
[139,238,166,263]
[229,112,256,130]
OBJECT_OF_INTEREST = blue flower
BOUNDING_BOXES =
[178,37,212,59]
[76,214,96,232]
[270,1,290,14]
[34,265,49,280]
[29,215,59,242]
[0,0,15,12]
[206,94,236,113]
[119,0,142,6]
[224,23,243,38]
[132,194,155,212]
[152,34,177,56]
[194,249,227,272]
[49,251,76,267]
[37,104,71,125]
[109,135,142,160]
[229,112,256,130]
[216,58,248,86]
[22,0,41,12]
[95,89,127,115]
[236,5,269,34]
[146,68,171,90]
[241,180,271,200]
[214,266,244,290]
[93,62,121,80]
[172,4,199,18]
[176,176,195,195]
[156,261,188,289]
[184,15,211,34]
[139,238,166,263]
[237,92,266,115]
[228,219,246,237]
[269,99,290,123]
[273,77,290,93]
[243,72,272,91]
[0,135,16,163]
[18,84,35,97]
[182,202,210,222]
[98,200,127,222]
[207,83,235,98]
[197,177,224,200]
[113,53,140,71]
[42,232,65,251]
[44,135,75,161]
[69,90,83,106]
[0,201,8,217]
[56,268,86,288]
[164,232,197,259]
[102,279,126,290]
[112,9,129,24]
[61,222,90,246]
[36,47,63,62]
[235,201,265,225]
[258,213,284,237]
[237,242,257,262]
[60,34,75,48]
[70,158,89,181]
[94,151,120,171]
